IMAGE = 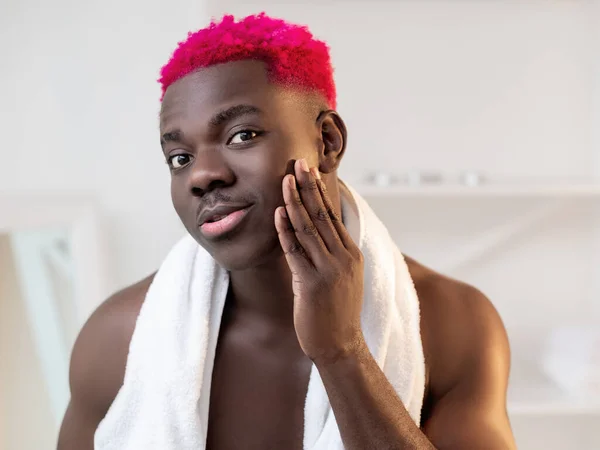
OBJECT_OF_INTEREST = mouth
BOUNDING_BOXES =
[198,204,253,239]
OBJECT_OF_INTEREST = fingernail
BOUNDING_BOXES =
[289,175,296,188]
[311,167,321,180]
[280,207,288,218]
[299,159,309,173]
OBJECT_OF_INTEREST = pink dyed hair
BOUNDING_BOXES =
[158,13,336,108]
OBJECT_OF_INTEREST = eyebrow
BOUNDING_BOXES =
[160,130,183,149]
[160,104,262,149]
[208,104,262,127]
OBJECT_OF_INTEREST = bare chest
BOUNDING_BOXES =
[206,324,312,450]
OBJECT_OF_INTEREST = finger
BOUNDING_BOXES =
[282,173,329,265]
[293,160,343,253]
[274,206,314,269]
[275,206,315,274]
[315,174,356,251]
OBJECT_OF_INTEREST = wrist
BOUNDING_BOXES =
[312,332,369,368]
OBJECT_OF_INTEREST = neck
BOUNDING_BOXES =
[228,250,296,330]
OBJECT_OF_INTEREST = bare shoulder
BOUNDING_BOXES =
[57,273,155,449]
[404,257,510,407]
[68,273,155,404]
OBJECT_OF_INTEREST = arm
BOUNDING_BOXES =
[57,305,118,449]
[274,160,515,449]
[420,284,516,449]
[316,342,435,450]
[57,278,148,449]
[315,283,515,450]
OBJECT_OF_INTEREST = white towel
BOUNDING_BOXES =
[94,182,425,450]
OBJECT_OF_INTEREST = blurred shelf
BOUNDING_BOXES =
[508,384,600,416]
[354,182,600,199]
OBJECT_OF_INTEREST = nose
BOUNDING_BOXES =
[187,149,235,196]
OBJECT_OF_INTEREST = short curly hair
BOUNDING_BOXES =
[158,13,336,108]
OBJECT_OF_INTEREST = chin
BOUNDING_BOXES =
[204,233,283,272]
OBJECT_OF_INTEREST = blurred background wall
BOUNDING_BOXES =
[1,0,600,449]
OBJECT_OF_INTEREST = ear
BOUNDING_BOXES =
[316,110,347,174]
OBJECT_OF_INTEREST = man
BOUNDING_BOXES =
[58,13,516,450]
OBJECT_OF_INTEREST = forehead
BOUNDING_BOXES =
[160,60,282,130]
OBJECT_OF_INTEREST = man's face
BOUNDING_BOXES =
[160,60,323,270]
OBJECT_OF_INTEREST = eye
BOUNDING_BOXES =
[168,154,192,169]
[228,130,258,145]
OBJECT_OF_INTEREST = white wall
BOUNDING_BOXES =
[0,0,211,292]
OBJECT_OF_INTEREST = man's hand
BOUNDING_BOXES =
[274,158,365,364]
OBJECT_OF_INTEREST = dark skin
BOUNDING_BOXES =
[58,60,516,449]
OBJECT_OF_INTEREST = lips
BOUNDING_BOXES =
[197,203,253,239]
[198,203,252,226]
[205,214,227,223]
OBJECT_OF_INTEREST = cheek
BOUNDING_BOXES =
[233,143,289,188]
[261,132,309,172]
[280,128,320,168]
[258,152,291,198]
[248,134,314,203]
[245,161,285,205]
[170,177,190,218]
